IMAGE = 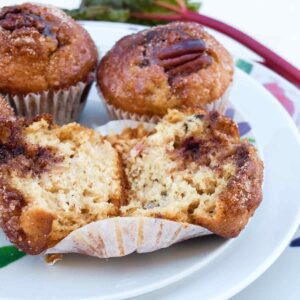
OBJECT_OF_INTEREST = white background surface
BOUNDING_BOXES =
[1,0,299,68]
[201,0,300,68]
[1,0,299,299]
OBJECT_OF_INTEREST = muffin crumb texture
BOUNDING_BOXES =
[0,110,263,255]
[0,116,123,254]
[121,110,263,238]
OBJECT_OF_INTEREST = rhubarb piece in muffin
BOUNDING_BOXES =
[121,110,263,238]
[0,116,124,254]
[0,3,98,124]
[106,124,152,161]
[98,22,234,122]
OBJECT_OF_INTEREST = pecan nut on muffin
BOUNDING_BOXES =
[0,3,98,124]
[97,22,234,122]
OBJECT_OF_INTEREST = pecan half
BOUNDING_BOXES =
[168,54,212,77]
[157,39,212,77]
[158,39,206,60]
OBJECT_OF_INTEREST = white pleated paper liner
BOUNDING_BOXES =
[2,78,93,125]
[45,217,211,259]
[97,83,232,124]
[205,84,232,114]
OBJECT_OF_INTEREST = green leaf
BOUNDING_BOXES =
[65,0,200,25]
[67,6,130,22]
[0,246,26,268]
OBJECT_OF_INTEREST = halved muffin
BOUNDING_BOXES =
[121,110,263,237]
[0,116,124,254]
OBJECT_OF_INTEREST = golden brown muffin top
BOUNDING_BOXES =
[0,3,98,94]
[98,22,234,117]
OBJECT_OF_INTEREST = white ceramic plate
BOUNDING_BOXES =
[1,22,300,300]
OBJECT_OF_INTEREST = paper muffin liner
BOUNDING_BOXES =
[2,78,93,125]
[97,83,231,124]
[45,120,212,262]
[96,86,161,124]
[45,217,211,259]
[205,84,232,114]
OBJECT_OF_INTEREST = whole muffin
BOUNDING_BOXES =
[98,22,234,122]
[0,3,98,124]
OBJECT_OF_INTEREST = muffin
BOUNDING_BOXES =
[121,110,263,237]
[0,115,124,254]
[98,22,234,122]
[0,3,98,124]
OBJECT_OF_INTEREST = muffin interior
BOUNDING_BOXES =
[0,117,123,253]
[121,110,258,229]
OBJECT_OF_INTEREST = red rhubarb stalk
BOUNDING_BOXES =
[132,1,300,87]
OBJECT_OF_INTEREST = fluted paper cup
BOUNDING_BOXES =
[45,217,211,259]
[2,76,93,125]
[96,86,161,123]
[45,120,212,262]
[97,83,232,124]
[205,84,232,114]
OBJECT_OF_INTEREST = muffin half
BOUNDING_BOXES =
[98,22,234,122]
[0,3,98,124]
[0,116,124,254]
[121,110,263,237]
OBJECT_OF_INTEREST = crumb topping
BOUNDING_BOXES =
[0,116,61,177]
[0,3,98,94]
[0,6,56,38]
